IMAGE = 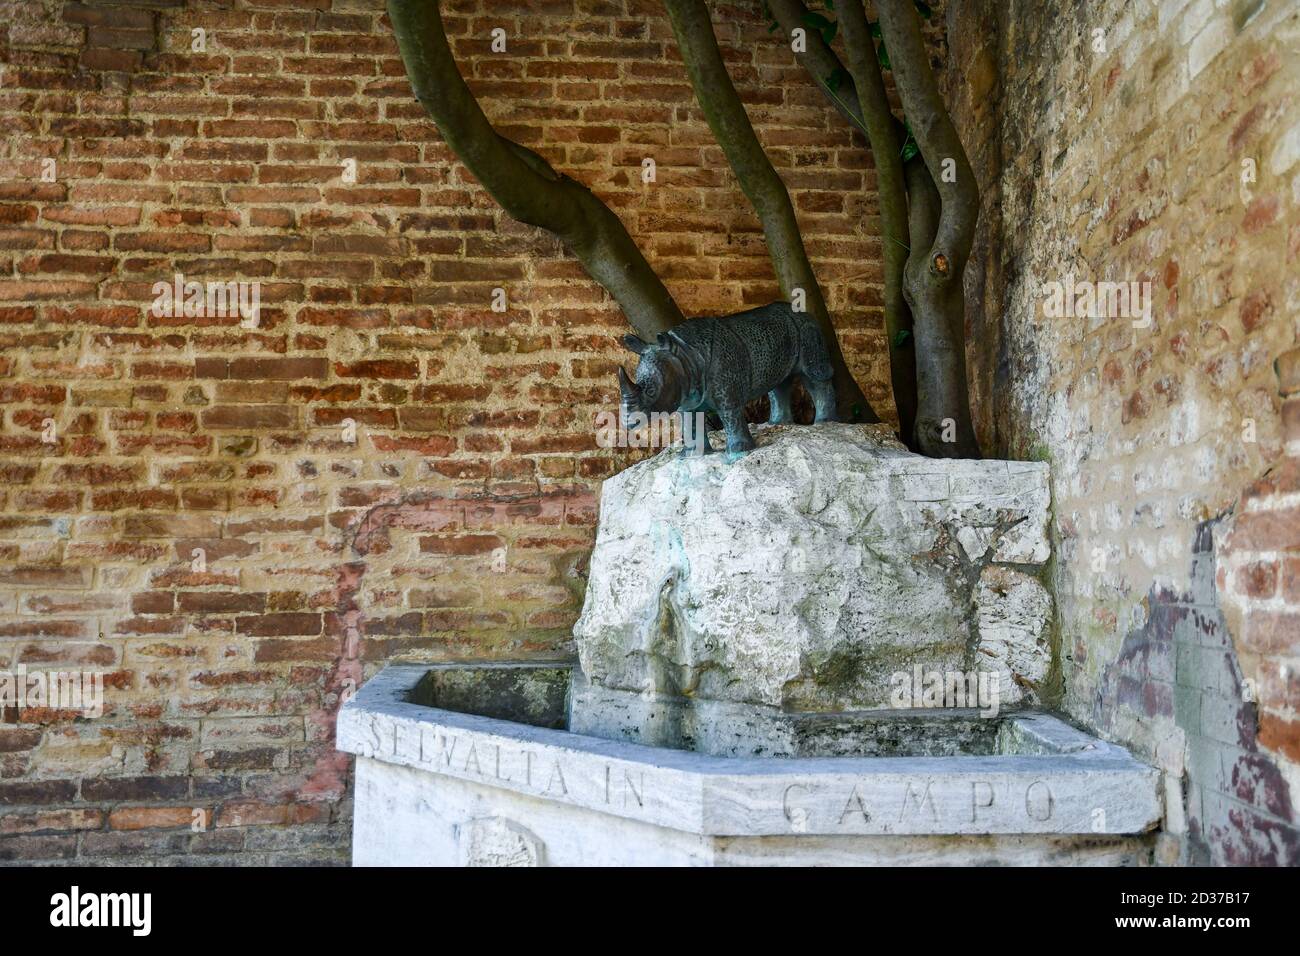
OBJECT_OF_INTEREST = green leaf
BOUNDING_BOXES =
[868,20,882,38]
[900,122,919,162]
[799,10,839,44]
[827,67,850,92]
[892,328,912,348]
[876,37,891,70]
[768,19,779,33]
[913,0,934,18]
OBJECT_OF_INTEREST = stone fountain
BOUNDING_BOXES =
[338,424,1161,865]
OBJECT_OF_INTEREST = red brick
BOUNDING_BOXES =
[333,359,419,379]
[1283,558,1300,604]
[1242,194,1280,234]
[0,808,102,834]
[1259,712,1300,763]
[108,807,197,831]
[0,280,98,301]
[0,781,79,805]
[419,534,504,556]
[1229,507,1300,552]
[177,591,266,613]
[1235,560,1278,598]
[1277,348,1300,397]
[235,613,322,637]
[201,405,297,429]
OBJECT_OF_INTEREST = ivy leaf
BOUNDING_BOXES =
[876,37,891,70]
[900,122,919,162]
[768,19,779,33]
[826,67,850,93]
[868,20,882,38]
[800,10,837,45]
[892,328,912,348]
[913,0,934,18]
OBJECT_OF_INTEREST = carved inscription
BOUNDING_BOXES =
[780,775,1059,832]
[372,716,652,812]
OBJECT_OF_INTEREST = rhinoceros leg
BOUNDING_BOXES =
[807,375,838,423]
[719,406,756,461]
[679,410,713,456]
[768,378,795,424]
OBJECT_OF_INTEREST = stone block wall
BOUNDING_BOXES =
[946,0,1300,863]
[0,0,894,864]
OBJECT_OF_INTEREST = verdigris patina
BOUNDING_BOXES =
[617,300,837,460]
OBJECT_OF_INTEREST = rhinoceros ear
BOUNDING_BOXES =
[622,334,648,355]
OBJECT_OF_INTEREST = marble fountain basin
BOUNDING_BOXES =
[337,662,1162,866]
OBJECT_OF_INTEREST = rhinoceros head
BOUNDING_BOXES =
[618,333,686,417]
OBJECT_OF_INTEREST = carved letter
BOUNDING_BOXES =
[971,781,995,822]
[1025,780,1053,822]
[839,786,871,825]
[900,780,938,822]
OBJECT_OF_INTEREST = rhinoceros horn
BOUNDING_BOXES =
[617,366,640,409]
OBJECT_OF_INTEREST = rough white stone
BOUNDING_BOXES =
[976,566,1054,705]
[1270,120,1300,176]
[574,423,1053,712]
[957,525,994,561]
[1188,16,1231,78]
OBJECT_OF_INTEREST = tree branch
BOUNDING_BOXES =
[874,0,978,277]
[663,0,877,422]
[875,0,980,457]
[765,0,866,134]
[838,0,916,442]
[386,0,684,339]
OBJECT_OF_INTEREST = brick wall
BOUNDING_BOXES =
[947,0,1300,863]
[0,0,895,863]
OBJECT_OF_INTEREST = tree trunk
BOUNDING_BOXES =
[875,0,980,458]
[662,0,878,423]
[837,0,918,443]
[386,0,684,341]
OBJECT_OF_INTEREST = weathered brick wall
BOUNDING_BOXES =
[948,0,1300,863]
[0,0,898,863]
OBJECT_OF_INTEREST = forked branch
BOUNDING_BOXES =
[874,0,978,277]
